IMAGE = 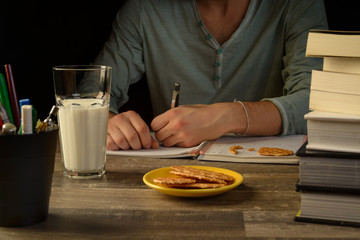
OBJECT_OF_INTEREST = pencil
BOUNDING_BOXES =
[170,82,180,109]
[5,64,21,129]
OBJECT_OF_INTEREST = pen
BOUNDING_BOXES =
[170,82,180,109]
[0,73,14,124]
[5,64,21,129]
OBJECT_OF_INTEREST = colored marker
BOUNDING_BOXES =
[0,73,14,123]
[19,98,30,109]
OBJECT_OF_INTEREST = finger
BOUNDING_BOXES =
[161,131,200,148]
[150,110,173,131]
[107,134,118,150]
[120,123,143,150]
[108,112,140,150]
[160,133,182,147]
[129,116,153,149]
[152,113,176,142]
[152,108,185,142]
[120,111,153,149]
[154,126,175,143]
[151,138,160,149]
[107,128,131,150]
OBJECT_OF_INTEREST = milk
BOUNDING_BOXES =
[58,99,109,173]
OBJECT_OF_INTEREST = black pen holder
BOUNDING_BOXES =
[0,128,58,227]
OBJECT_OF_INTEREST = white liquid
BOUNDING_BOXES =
[58,99,109,172]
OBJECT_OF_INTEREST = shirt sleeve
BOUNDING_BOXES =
[93,0,145,114]
[263,0,328,135]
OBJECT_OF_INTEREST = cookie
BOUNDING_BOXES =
[171,182,227,189]
[170,166,234,183]
[153,177,196,185]
[152,166,235,189]
[229,145,243,155]
[257,147,294,156]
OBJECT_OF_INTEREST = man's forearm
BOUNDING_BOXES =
[233,101,282,136]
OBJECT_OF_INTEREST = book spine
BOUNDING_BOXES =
[296,183,360,194]
[294,214,360,228]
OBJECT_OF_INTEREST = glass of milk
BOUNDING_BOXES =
[53,65,111,179]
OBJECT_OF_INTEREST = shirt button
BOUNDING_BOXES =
[206,34,212,40]
[217,48,223,54]
[198,20,204,27]
[215,61,221,67]
[214,74,221,81]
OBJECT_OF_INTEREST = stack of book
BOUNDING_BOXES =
[295,30,360,227]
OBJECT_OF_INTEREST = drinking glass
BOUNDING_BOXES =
[53,65,111,179]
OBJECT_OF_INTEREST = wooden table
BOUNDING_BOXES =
[1,148,360,239]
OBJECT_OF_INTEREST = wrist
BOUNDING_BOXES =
[212,102,248,135]
[234,101,249,136]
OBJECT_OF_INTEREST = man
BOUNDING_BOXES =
[94,0,328,150]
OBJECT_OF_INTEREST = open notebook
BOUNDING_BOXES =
[107,135,306,164]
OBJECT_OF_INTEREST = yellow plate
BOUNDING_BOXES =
[143,166,243,197]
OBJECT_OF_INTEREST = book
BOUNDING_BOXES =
[309,70,360,115]
[107,135,305,164]
[107,145,197,159]
[304,110,360,153]
[294,143,360,227]
[298,29,360,228]
[296,142,360,189]
[306,30,360,58]
[310,70,360,95]
[294,184,360,228]
[323,57,360,75]
[196,135,304,164]
[309,90,360,115]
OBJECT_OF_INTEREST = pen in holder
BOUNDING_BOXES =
[0,127,58,227]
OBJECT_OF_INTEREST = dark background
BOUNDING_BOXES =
[0,0,359,121]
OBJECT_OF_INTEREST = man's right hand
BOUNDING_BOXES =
[107,111,159,150]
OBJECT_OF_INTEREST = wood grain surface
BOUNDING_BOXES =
[1,147,360,239]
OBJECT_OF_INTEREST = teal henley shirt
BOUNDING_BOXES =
[94,0,328,135]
